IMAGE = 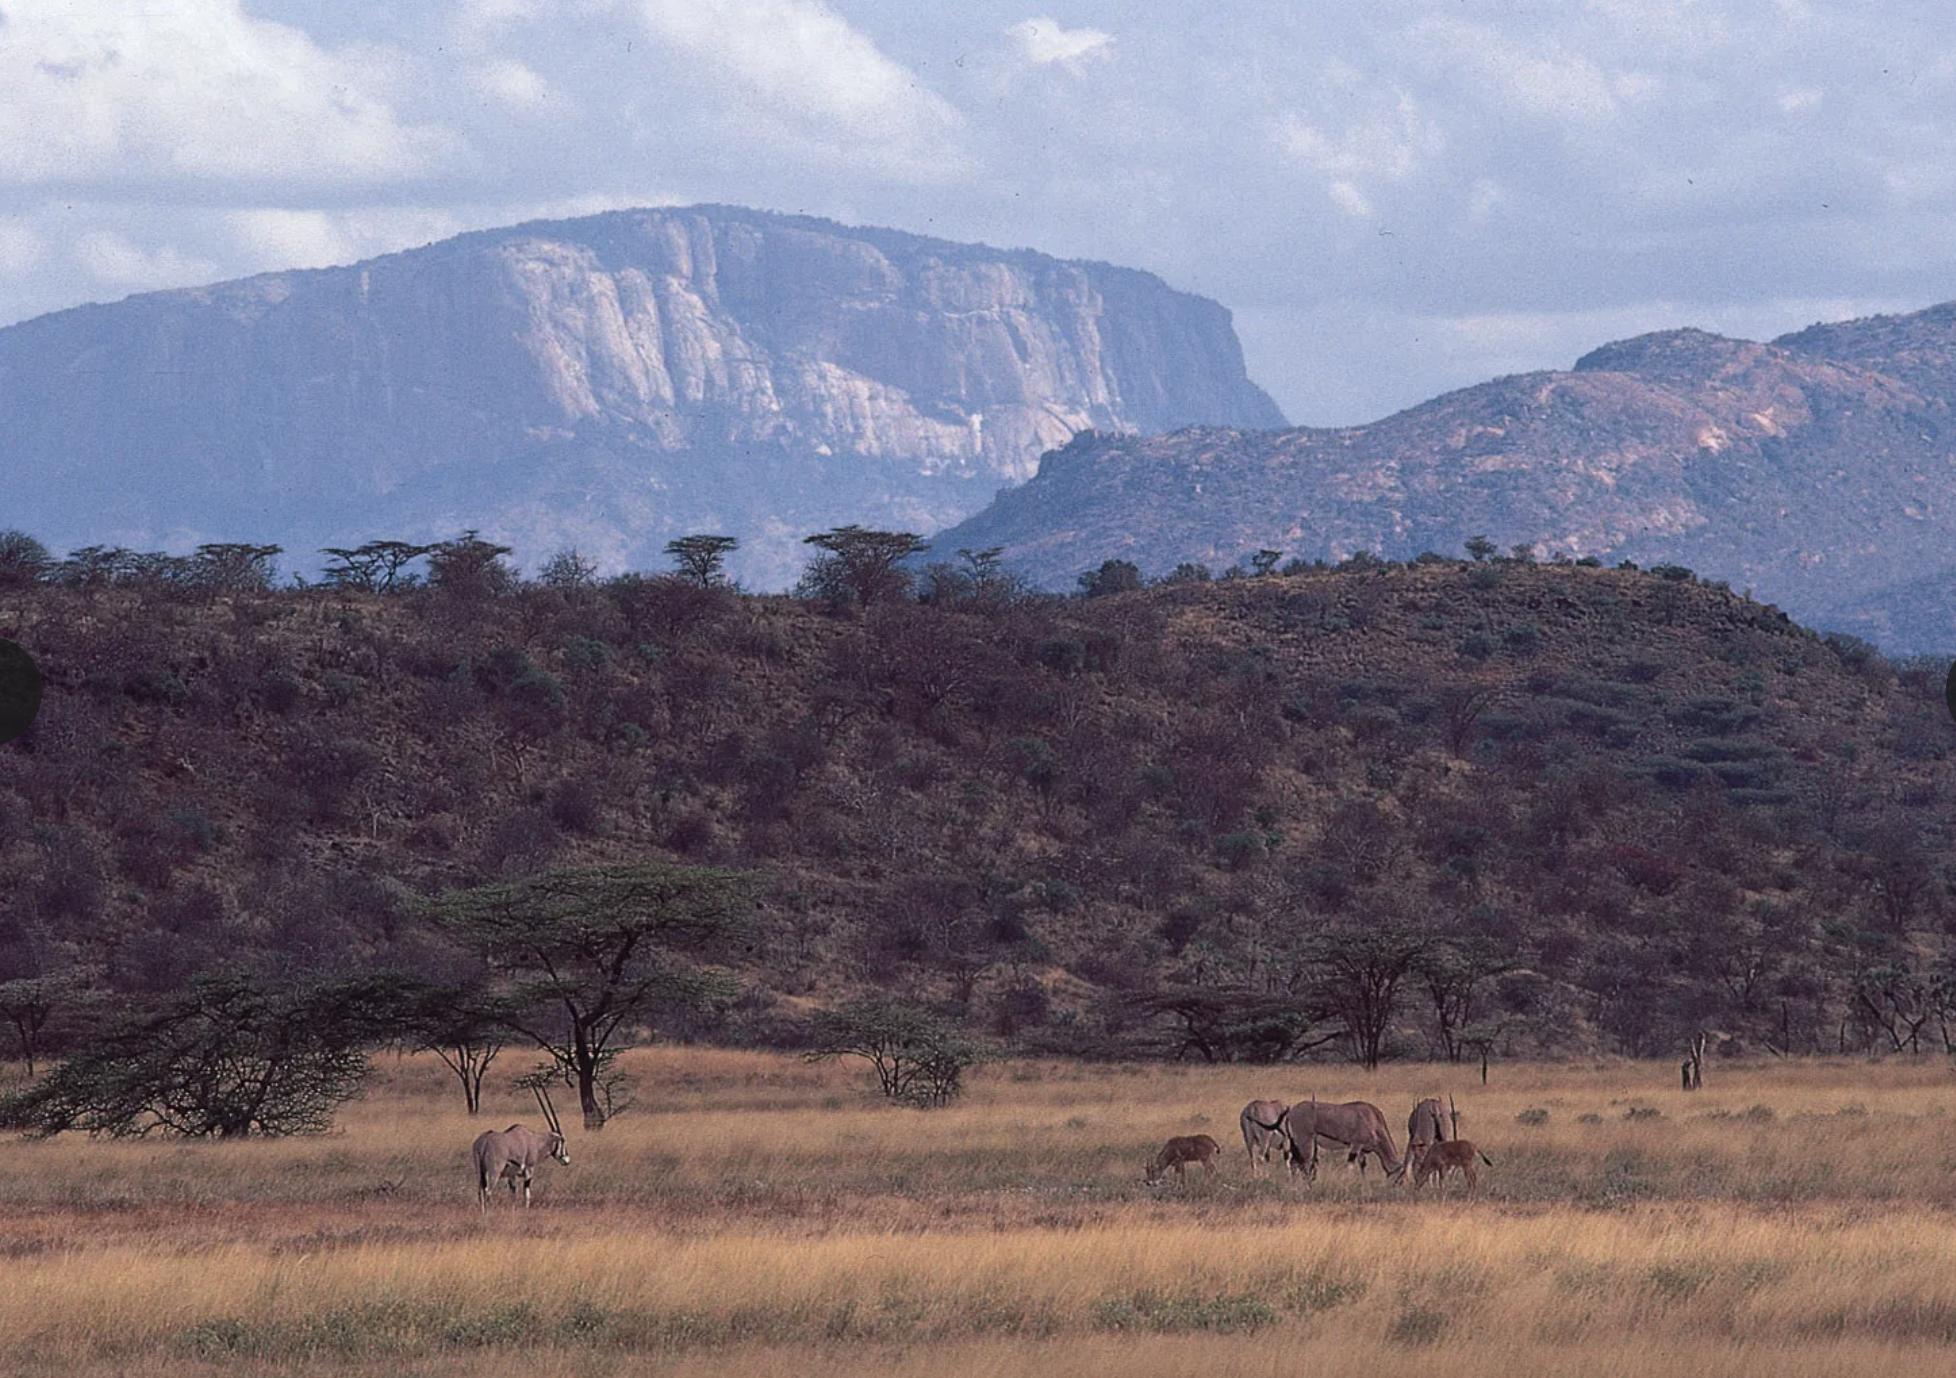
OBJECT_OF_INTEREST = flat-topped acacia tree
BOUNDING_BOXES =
[422,863,753,1129]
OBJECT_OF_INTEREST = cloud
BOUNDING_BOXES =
[74,231,218,290]
[1008,18,1113,67]
[224,207,473,274]
[0,0,456,185]
[0,220,45,276]
[470,58,552,109]
[635,0,961,139]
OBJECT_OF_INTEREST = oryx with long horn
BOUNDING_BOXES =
[472,1085,571,1208]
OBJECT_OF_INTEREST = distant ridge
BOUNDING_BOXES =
[0,204,1284,587]
[938,301,1956,652]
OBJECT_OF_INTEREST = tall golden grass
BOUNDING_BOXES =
[3,1048,1955,1375]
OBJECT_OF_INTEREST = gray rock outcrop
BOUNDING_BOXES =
[0,205,1284,585]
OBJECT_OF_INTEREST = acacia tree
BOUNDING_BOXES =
[800,526,929,610]
[1121,983,1334,1063]
[1311,921,1430,1070]
[0,969,97,1076]
[423,863,752,1129]
[320,540,437,592]
[189,543,282,591]
[427,530,517,600]
[389,980,513,1115]
[0,972,396,1138]
[806,996,982,1106]
[665,534,740,587]
[1420,937,1516,1062]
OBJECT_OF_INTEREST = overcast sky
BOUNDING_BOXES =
[2,1,1953,425]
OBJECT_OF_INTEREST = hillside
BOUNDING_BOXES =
[0,205,1283,588]
[937,304,1956,652]
[2,557,1952,1066]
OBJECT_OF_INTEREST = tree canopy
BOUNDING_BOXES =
[421,862,753,1128]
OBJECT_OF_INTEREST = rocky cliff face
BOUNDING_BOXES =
[0,206,1283,585]
[938,305,1956,651]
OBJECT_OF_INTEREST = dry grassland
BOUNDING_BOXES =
[3,1049,1956,1376]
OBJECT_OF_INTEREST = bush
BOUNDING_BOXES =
[0,973,397,1138]
[805,996,983,1107]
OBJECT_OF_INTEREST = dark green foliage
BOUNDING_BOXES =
[421,863,752,1128]
[805,995,982,1106]
[0,972,397,1138]
[320,539,435,592]
[0,530,51,586]
[1671,697,1760,734]
[1121,984,1331,1064]
[799,526,930,610]
[0,535,1945,1071]
[426,530,517,600]
[665,534,740,587]
[1079,558,1144,597]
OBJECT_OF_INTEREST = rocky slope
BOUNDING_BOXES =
[938,309,1956,650]
[4,563,1949,1062]
[0,206,1283,586]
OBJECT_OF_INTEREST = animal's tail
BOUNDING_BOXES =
[1479,1150,1495,1167]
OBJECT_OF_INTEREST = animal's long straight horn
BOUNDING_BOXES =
[535,1085,562,1136]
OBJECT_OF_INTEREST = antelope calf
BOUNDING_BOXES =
[1410,1138,1493,1191]
[1146,1133,1222,1183]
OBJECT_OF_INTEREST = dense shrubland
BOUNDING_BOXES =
[1,527,1953,1122]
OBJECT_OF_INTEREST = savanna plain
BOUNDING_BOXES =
[4,1050,1956,1377]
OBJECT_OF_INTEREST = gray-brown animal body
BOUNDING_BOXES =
[472,1124,571,1207]
[1276,1100,1404,1180]
[1407,1097,1450,1151]
[1411,1138,1492,1191]
[1240,1100,1289,1175]
[1147,1133,1222,1182]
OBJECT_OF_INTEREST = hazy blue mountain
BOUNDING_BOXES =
[0,205,1283,587]
[939,306,1956,652]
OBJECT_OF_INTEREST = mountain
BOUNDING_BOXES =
[0,206,1283,587]
[937,307,1956,651]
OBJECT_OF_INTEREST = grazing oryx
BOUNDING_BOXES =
[1275,1099,1404,1181]
[1146,1134,1222,1183]
[1240,1100,1290,1176]
[1407,1096,1451,1154]
[1411,1138,1493,1191]
[472,1087,571,1208]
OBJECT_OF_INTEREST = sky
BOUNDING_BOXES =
[2,0,1954,426]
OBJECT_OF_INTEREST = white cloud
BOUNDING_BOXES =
[0,220,46,276]
[0,0,456,185]
[470,58,552,109]
[1008,18,1113,67]
[225,207,470,273]
[74,231,218,291]
[1327,181,1372,218]
[636,0,960,138]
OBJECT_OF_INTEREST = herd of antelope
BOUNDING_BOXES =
[1144,1093,1494,1191]
[472,1084,1490,1207]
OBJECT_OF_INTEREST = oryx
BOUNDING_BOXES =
[1272,1099,1404,1181]
[472,1086,571,1208]
[1240,1099,1290,1176]
[1407,1096,1450,1153]
[1146,1133,1222,1183]
[1410,1138,1493,1191]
